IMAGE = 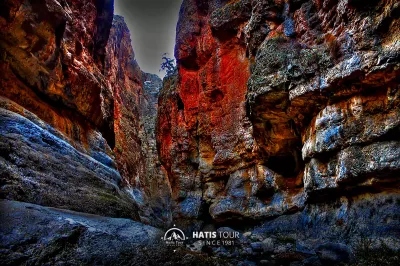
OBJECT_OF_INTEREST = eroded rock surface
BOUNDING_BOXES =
[0,200,237,265]
[157,0,400,233]
[0,0,170,226]
[105,15,171,226]
[0,199,162,265]
[0,99,139,220]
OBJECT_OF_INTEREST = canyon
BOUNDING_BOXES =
[1,0,399,265]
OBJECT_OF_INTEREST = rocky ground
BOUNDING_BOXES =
[0,0,399,265]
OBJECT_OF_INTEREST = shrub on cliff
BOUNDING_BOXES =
[160,53,176,77]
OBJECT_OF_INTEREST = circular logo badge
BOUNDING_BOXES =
[161,225,188,247]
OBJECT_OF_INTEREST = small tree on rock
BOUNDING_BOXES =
[160,53,176,77]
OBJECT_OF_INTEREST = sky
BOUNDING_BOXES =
[114,0,182,77]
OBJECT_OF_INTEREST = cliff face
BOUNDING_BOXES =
[0,0,170,226]
[157,0,400,239]
[105,16,171,225]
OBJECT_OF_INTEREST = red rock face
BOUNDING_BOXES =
[105,16,145,190]
[105,16,171,225]
[0,0,115,145]
[0,0,170,226]
[0,0,136,219]
[157,0,400,225]
[158,0,256,222]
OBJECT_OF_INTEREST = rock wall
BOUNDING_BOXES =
[105,15,171,225]
[157,0,400,236]
[0,0,170,227]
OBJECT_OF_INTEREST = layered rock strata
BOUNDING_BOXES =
[105,15,171,225]
[0,0,170,226]
[157,0,400,231]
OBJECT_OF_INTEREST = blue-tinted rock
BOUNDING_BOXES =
[0,200,162,265]
[283,18,296,37]
[316,242,352,264]
[250,242,265,252]
[0,108,139,220]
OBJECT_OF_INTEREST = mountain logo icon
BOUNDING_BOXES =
[161,225,188,246]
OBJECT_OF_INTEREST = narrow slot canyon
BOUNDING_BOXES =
[0,0,399,265]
